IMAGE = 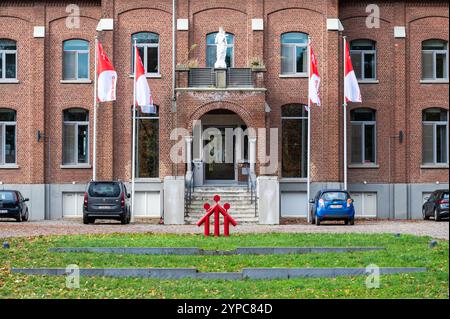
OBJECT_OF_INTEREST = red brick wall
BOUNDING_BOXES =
[0,5,36,184]
[0,0,448,187]
[406,2,449,184]
[341,0,449,185]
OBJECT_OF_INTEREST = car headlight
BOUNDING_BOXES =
[319,199,325,208]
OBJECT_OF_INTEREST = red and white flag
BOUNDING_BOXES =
[97,42,117,102]
[309,46,321,106]
[134,46,156,114]
[344,41,362,103]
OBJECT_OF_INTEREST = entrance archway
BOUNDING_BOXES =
[192,109,250,186]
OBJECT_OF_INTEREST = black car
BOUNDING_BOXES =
[423,189,449,221]
[83,181,131,224]
[0,190,30,222]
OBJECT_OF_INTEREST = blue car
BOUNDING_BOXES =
[309,189,355,225]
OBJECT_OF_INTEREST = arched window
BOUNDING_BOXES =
[206,32,234,68]
[135,106,159,178]
[281,32,308,76]
[422,108,448,165]
[132,32,160,75]
[350,108,376,164]
[0,39,17,80]
[350,39,377,80]
[422,40,448,81]
[63,109,89,165]
[281,104,308,177]
[63,39,89,80]
[0,109,17,165]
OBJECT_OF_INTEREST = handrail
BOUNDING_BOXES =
[184,163,195,217]
[248,172,257,217]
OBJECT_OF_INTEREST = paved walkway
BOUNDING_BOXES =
[0,219,448,240]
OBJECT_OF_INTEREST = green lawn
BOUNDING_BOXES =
[0,233,448,299]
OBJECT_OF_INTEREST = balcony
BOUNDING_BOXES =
[176,67,266,91]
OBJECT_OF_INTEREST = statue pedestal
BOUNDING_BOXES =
[215,68,227,88]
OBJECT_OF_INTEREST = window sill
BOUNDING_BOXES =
[60,80,92,84]
[348,164,380,169]
[279,74,308,78]
[358,80,379,84]
[0,164,19,169]
[420,80,449,84]
[421,164,449,169]
[280,178,308,183]
[60,164,92,169]
[129,74,162,79]
[0,79,19,84]
[133,178,162,183]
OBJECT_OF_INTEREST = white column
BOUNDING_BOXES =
[185,136,193,173]
[249,138,257,174]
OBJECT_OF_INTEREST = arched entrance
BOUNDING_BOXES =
[191,109,250,186]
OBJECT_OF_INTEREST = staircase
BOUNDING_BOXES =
[185,186,259,225]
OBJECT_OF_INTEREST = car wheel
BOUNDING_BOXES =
[349,218,355,226]
[344,219,349,225]
[23,210,29,222]
[83,215,90,225]
[423,207,430,220]
[315,215,321,226]
[121,213,128,225]
[310,212,316,224]
[16,212,22,223]
[434,208,441,222]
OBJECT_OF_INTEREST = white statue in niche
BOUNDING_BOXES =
[214,27,228,69]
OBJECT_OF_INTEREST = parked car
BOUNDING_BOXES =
[0,190,29,222]
[83,181,131,225]
[423,189,449,221]
[309,189,355,226]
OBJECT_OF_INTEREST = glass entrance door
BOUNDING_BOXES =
[204,126,235,182]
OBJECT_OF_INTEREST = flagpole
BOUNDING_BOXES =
[307,36,311,224]
[131,40,137,223]
[343,35,348,191]
[92,36,98,181]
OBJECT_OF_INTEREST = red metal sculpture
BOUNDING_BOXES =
[197,195,237,237]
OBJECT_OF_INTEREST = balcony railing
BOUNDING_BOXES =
[188,68,216,87]
[187,67,255,88]
[227,68,253,88]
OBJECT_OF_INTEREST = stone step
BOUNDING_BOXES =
[189,203,255,209]
[191,194,252,198]
[185,219,259,225]
[193,187,248,191]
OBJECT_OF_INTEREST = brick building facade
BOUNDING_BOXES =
[0,0,448,222]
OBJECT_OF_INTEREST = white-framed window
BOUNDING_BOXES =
[63,39,90,80]
[206,32,234,68]
[422,108,448,165]
[134,106,159,178]
[351,108,376,164]
[350,39,377,80]
[62,109,89,165]
[422,40,448,81]
[281,32,308,76]
[132,32,160,75]
[0,39,17,80]
[281,104,308,178]
[0,109,16,165]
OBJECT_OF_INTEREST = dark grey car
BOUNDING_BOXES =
[423,189,449,221]
[83,181,131,224]
[0,190,29,222]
